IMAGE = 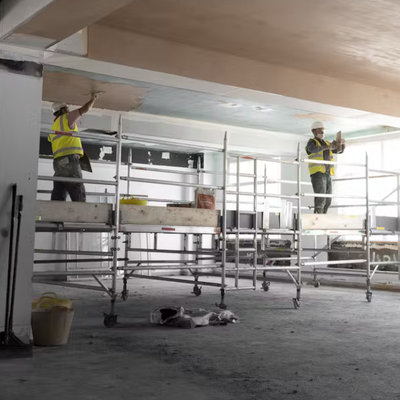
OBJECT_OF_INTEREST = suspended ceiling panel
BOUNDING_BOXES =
[42,71,147,112]
[42,67,400,138]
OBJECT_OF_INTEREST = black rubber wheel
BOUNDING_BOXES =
[121,290,129,301]
[261,281,270,292]
[314,281,321,288]
[192,285,202,296]
[366,292,372,303]
[103,314,118,328]
[292,298,300,309]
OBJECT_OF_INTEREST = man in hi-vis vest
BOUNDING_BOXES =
[49,94,98,201]
[306,121,345,214]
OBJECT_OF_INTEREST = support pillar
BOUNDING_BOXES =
[0,56,43,341]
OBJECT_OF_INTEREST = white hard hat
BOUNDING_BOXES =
[51,102,67,114]
[311,121,324,130]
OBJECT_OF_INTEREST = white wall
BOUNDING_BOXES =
[0,61,42,339]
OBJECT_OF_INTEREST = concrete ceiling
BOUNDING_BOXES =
[3,0,400,139]
[96,0,400,91]
[84,1,400,118]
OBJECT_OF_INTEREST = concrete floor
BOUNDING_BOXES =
[1,278,400,400]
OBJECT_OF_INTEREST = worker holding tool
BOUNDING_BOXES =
[306,121,345,214]
[49,94,99,202]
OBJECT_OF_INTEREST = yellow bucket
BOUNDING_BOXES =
[32,292,72,310]
[31,292,74,346]
[31,308,74,346]
[119,196,147,206]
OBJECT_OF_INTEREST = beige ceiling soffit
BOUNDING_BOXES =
[96,1,400,93]
[43,71,146,112]
[4,0,134,48]
[87,24,400,119]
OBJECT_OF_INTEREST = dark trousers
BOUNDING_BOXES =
[51,154,86,202]
[310,172,332,214]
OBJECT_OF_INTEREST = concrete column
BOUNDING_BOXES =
[0,57,43,341]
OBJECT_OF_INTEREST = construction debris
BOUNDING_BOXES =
[150,306,238,329]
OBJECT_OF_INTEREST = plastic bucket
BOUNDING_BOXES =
[31,307,74,346]
[32,292,72,310]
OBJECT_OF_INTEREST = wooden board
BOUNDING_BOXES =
[36,200,112,224]
[301,214,364,231]
[120,205,219,227]
[335,130,342,152]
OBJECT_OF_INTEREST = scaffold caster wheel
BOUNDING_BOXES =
[261,281,270,292]
[121,290,129,301]
[314,281,321,288]
[192,285,202,296]
[292,298,300,309]
[366,292,372,303]
[103,313,118,328]
[216,302,227,310]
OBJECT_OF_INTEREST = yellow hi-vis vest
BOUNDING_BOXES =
[48,114,83,159]
[307,138,335,176]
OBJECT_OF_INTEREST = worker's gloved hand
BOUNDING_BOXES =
[330,140,338,151]
[91,91,103,102]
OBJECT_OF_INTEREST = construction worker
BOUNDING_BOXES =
[306,121,345,214]
[49,94,98,201]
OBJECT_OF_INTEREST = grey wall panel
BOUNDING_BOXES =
[0,64,43,339]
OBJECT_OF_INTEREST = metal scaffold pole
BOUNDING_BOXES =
[235,156,240,288]
[127,147,132,195]
[294,143,302,308]
[219,132,228,308]
[397,175,400,282]
[104,114,123,327]
[365,152,372,302]
[261,164,269,291]
[253,157,258,289]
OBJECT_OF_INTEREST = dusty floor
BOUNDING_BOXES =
[1,278,400,400]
